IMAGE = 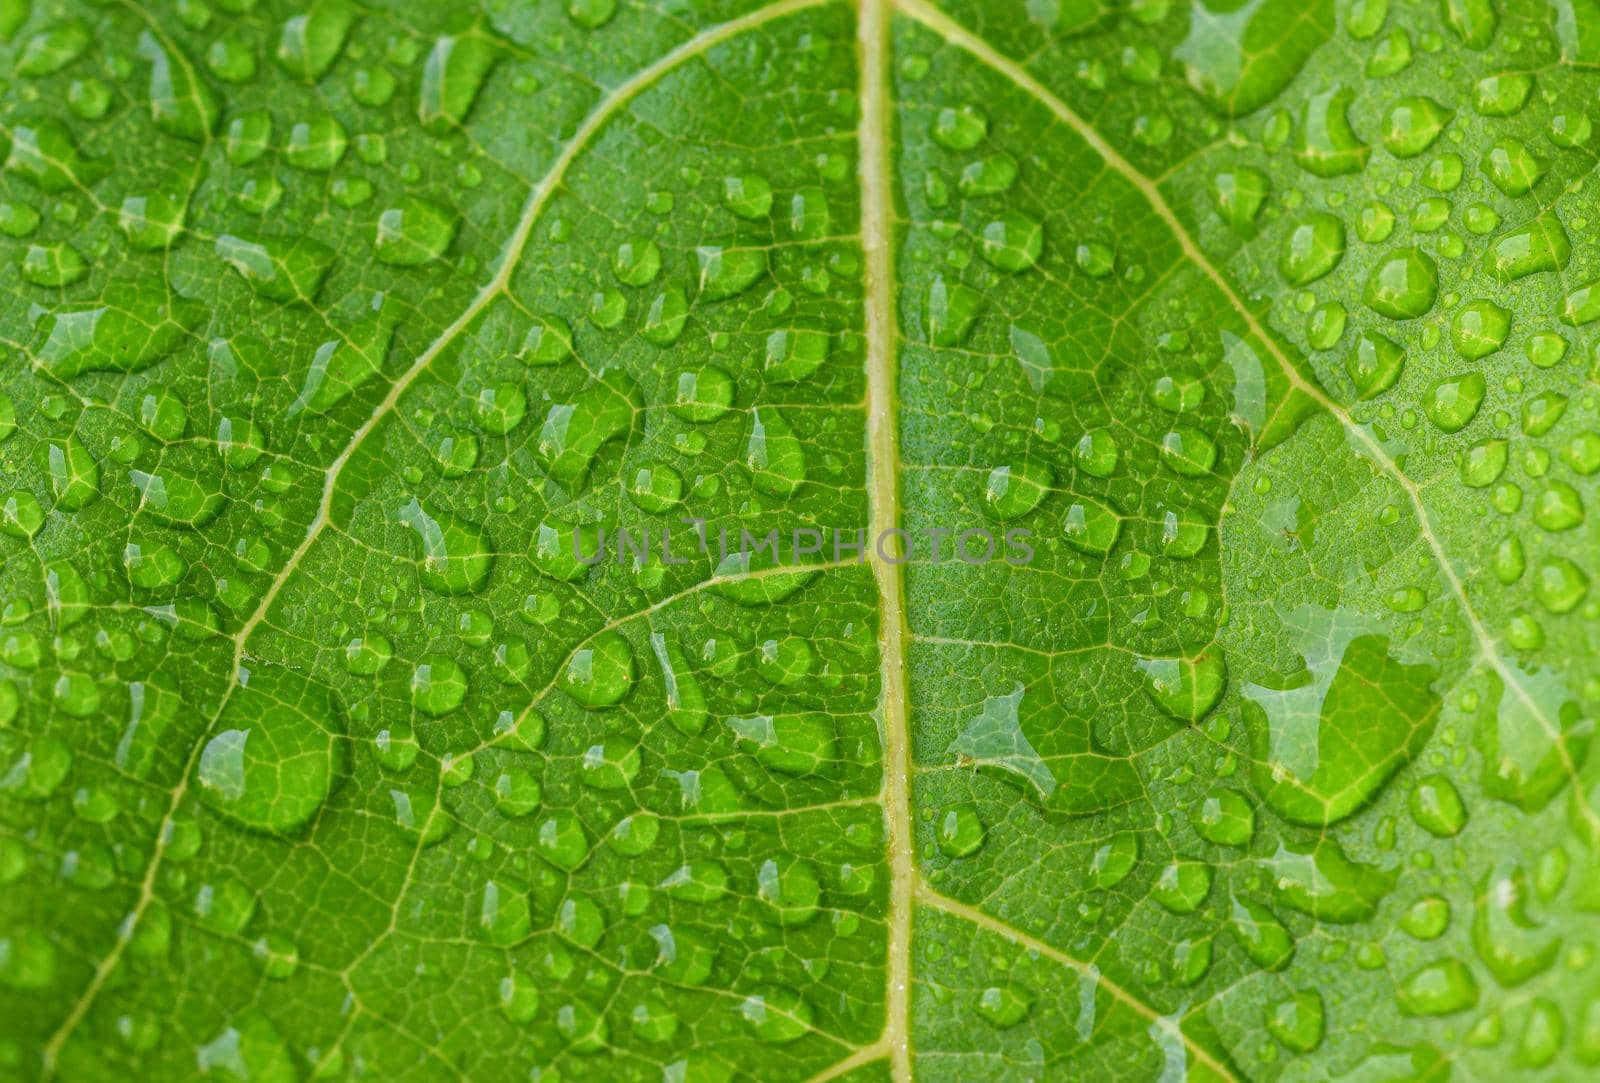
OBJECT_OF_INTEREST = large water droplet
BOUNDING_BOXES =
[275,0,355,82]
[1246,606,1439,826]
[418,33,498,134]
[1382,96,1451,158]
[1364,247,1437,319]
[1397,959,1478,1016]
[399,497,492,595]
[215,232,335,304]
[1482,214,1570,283]
[374,198,457,265]
[1136,650,1227,724]
[535,373,641,489]
[1266,837,1394,921]
[560,630,635,708]
[195,665,344,835]
[1174,0,1332,117]
[1294,87,1368,176]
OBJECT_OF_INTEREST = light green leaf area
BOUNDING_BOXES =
[1,0,1598,1079]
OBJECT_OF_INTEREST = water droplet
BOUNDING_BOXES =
[1483,215,1570,283]
[1442,0,1497,48]
[984,462,1051,521]
[976,983,1034,1028]
[215,232,335,304]
[1561,432,1600,475]
[641,286,688,346]
[477,878,531,946]
[1401,895,1451,940]
[561,630,635,708]
[1,736,72,800]
[1533,556,1589,612]
[16,22,88,77]
[1090,832,1139,888]
[1175,0,1331,116]
[399,497,492,595]
[1532,481,1584,532]
[568,0,617,30]
[536,373,641,488]
[1062,496,1122,555]
[670,364,734,422]
[1365,247,1437,319]
[4,120,101,192]
[1451,300,1509,359]
[936,803,985,857]
[535,811,589,871]
[33,287,203,378]
[764,326,830,383]
[979,212,1043,272]
[1,491,43,539]
[745,407,807,496]
[612,236,661,287]
[739,986,812,1044]
[660,860,730,901]
[1382,96,1451,158]
[1191,788,1253,847]
[931,104,987,149]
[191,877,256,935]
[206,32,258,84]
[1137,651,1227,724]
[1209,167,1268,230]
[1159,426,1218,476]
[696,244,766,299]
[728,713,835,776]
[1346,331,1405,400]
[21,242,86,286]
[924,274,984,345]
[757,856,821,926]
[1279,212,1345,285]
[1266,990,1324,1053]
[276,0,355,82]
[250,934,299,980]
[1294,87,1368,176]
[519,314,573,366]
[497,970,540,1023]
[1422,372,1485,432]
[409,654,467,716]
[1268,837,1394,921]
[1397,959,1478,1016]
[723,172,773,219]
[1246,607,1439,826]
[1473,859,1559,988]
[196,666,343,835]
[1230,896,1295,970]
[1152,861,1212,913]
[959,153,1018,197]
[418,33,498,134]
[1405,775,1467,840]
[374,198,457,265]
[1483,139,1547,196]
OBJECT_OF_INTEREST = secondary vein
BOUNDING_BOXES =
[917,885,1241,1083]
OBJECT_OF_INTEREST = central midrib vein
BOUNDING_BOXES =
[857,0,916,1079]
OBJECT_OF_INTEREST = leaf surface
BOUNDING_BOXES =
[2,0,1598,1080]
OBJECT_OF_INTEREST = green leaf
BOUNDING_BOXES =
[2,0,1599,1079]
